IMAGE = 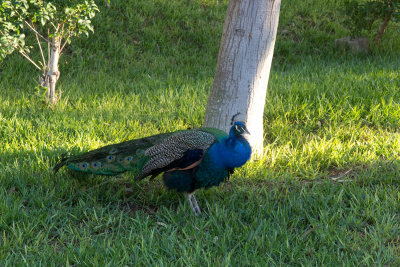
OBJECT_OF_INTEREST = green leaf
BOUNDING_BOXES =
[0,0,99,61]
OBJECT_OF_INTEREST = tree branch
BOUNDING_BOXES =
[48,29,51,65]
[60,34,71,52]
[24,20,50,43]
[52,22,60,33]
[59,23,70,52]
[17,46,42,71]
[35,31,46,68]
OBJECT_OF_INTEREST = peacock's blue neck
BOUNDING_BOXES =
[207,134,252,169]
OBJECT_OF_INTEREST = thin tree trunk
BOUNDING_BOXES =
[203,0,281,157]
[45,37,60,104]
[375,9,392,46]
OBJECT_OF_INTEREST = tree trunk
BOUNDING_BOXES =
[45,37,60,105]
[203,0,281,158]
[375,9,392,46]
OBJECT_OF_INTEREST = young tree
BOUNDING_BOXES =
[203,0,281,157]
[0,0,99,104]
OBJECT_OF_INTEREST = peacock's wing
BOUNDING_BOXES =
[135,129,220,180]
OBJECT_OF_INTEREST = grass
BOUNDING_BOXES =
[1,0,400,265]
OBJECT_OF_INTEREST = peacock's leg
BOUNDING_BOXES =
[190,194,202,215]
[185,193,202,215]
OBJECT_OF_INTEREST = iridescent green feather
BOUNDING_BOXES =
[198,128,227,142]
[54,132,176,176]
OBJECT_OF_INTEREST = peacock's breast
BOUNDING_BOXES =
[193,145,229,189]
[232,140,252,166]
[219,138,251,168]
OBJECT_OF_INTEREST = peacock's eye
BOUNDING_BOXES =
[80,162,89,170]
[124,156,132,163]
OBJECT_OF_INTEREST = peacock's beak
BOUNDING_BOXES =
[244,127,250,135]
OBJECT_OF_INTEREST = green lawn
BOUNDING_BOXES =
[1,0,400,265]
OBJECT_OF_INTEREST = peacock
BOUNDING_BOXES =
[54,121,252,215]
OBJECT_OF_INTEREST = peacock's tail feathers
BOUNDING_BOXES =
[54,132,174,176]
[53,153,70,174]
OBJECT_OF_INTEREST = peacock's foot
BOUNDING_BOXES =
[185,192,202,216]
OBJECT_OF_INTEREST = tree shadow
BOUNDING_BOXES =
[1,144,399,219]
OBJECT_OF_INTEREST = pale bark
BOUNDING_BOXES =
[44,37,61,105]
[204,0,281,158]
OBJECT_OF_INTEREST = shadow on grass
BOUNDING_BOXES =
[1,146,400,218]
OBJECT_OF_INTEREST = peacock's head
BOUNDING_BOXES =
[230,121,250,137]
